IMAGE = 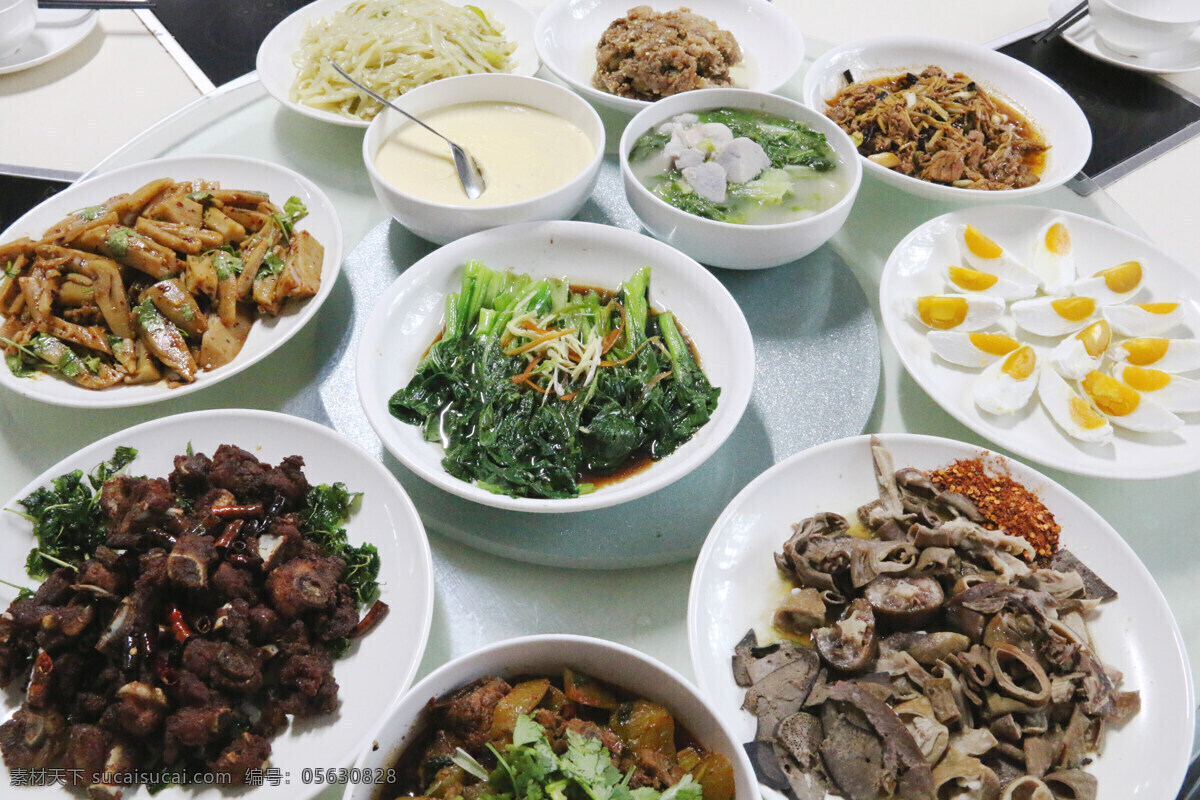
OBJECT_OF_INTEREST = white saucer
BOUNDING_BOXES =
[0,9,96,75]
[1049,0,1200,74]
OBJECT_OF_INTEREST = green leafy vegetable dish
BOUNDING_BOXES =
[387,260,719,500]
[380,669,736,800]
[628,108,846,225]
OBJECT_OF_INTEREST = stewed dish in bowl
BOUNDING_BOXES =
[620,88,862,269]
[347,635,758,800]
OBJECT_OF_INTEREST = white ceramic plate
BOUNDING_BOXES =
[802,35,1092,202]
[0,154,344,409]
[0,408,435,800]
[356,219,755,513]
[1049,0,1200,74]
[688,433,1194,800]
[880,205,1200,479]
[256,0,540,129]
[0,9,95,75]
[534,0,804,116]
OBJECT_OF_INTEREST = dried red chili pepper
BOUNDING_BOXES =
[927,455,1060,560]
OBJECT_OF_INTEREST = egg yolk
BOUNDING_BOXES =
[1001,346,1036,380]
[1044,222,1071,256]
[1082,371,1140,416]
[1075,320,1111,357]
[963,225,1003,260]
[916,296,969,329]
[1121,365,1171,392]
[1051,296,1096,321]
[1137,302,1179,315]
[1094,261,1141,293]
[968,332,1020,356]
[1120,337,1169,365]
[949,266,999,292]
[1069,396,1109,430]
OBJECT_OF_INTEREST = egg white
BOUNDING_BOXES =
[941,263,1038,300]
[1080,370,1183,433]
[973,346,1039,415]
[957,224,1028,275]
[910,294,1005,332]
[1037,369,1114,444]
[1110,362,1200,413]
[1030,217,1076,295]
[1110,337,1200,373]
[1104,303,1188,337]
[1047,320,1111,380]
[927,330,1022,369]
[1071,260,1143,306]
[1011,295,1100,338]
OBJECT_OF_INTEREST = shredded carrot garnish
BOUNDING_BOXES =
[644,370,673,391]
[510,355,543,385]
[601,303,626,355]
[514,376,549,394]
[599,352,639,368]
[504,328,577,356]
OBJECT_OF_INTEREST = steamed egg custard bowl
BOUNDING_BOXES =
[364,73,604,244]
[882,205,1200,479]
[374,102,594,206]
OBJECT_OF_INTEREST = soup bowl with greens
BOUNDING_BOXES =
[620,89,862,269]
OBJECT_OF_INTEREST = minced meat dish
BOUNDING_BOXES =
[593,6,742,101]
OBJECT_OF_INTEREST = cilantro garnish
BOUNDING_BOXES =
[471,716,704,800]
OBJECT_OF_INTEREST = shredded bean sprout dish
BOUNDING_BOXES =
[290,0,518,122]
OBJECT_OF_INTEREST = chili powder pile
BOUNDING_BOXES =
[926,455,1060,560]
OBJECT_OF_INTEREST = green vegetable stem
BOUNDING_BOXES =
[388,262,719,499]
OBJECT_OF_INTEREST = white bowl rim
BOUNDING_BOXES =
[355,218,755,513]
[534,0,806,115]
[348,633,760,800]
[619,88,864,231]
[801,34,1093,201]
[363,73,606,212]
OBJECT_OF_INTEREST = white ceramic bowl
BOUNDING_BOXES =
[363,73,605,245]
[1089,0,1200,56]
[256,0,540,128]
[534,0,805,116]
[802,35,1092,203]
[0,0,36,59]
[346,634,760,800]
[620,89,862,270]
[0,154,343,409]
[356,219,755,513]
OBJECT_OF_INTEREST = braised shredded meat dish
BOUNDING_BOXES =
[824,66,1048,190]
[0,445,386,795]
[593,6,742,101]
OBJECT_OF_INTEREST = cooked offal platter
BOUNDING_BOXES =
[736,439,1137,800]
